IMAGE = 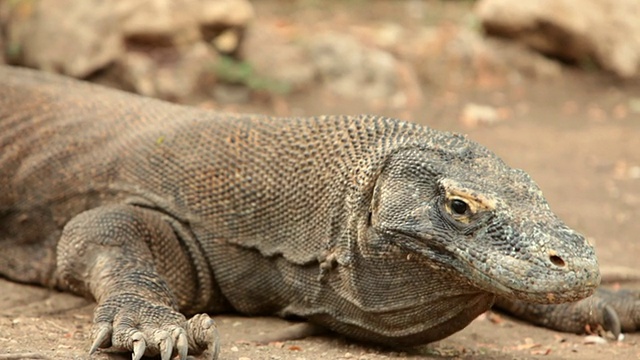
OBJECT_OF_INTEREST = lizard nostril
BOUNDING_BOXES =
[549,255,565,267]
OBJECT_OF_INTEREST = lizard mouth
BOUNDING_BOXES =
[388,229,599,304]
[457,252,600,304]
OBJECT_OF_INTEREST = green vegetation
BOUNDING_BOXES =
[214,56,291,95]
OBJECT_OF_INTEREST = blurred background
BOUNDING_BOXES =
[1,1,640,359]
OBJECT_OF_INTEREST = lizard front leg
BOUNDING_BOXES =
[56,204,219,360]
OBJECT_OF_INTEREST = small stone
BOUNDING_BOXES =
[629,98,640,114]
[212,30,240,54]
[612,104,628,119]
[583,335,607,345]
[460,103,502,128]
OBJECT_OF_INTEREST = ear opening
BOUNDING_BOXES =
[369,149,442,234]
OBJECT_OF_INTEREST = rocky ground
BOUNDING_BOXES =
[1,1,640,359]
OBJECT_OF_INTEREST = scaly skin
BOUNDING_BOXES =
[0,66,635,359]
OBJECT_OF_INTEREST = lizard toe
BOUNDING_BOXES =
[156,330,174,360]
[153,327,189,360]
[89,323,112,354]
[186,313,220,360]
[176,329,189,360]
[132,333,146,360]
[602,304,621,339]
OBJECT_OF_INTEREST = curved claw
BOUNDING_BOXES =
[89,324,112,354]
[202,316,215,329]
[132,334,147,360]
[602,304,622,339]
[205,318,220,360]
[176,331,189,360]
[210,337,220,360]
[159,334,174,360]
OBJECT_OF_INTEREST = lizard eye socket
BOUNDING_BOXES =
[440,181,496,224]
[450,199,469,215]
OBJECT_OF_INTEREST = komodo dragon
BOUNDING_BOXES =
[1,65,638,359]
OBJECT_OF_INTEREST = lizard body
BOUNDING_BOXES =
[0,66,632,359]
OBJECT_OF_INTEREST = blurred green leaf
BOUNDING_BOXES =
[214,56,291,95]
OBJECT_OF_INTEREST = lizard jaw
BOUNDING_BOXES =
[453,249,601,304]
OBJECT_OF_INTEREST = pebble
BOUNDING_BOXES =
[459,103,503,128]
[583,335,607,345]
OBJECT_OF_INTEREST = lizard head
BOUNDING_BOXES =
[368,136,601,304]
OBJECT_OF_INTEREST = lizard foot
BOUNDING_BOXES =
[89,297,219,360]
[588,288,640,338]
[496,287,640,339]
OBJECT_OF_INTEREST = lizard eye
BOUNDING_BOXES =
[450,199,469,215]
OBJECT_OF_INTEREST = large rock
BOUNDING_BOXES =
[402,24,561,89]
[3,0,253,78]
[308,33,398,100]
[476,0,640,78]
[115,43,219,101]
[117,0,253,51]
[4,0,123,77]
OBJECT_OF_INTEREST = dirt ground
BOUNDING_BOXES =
[2,1,640,359]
